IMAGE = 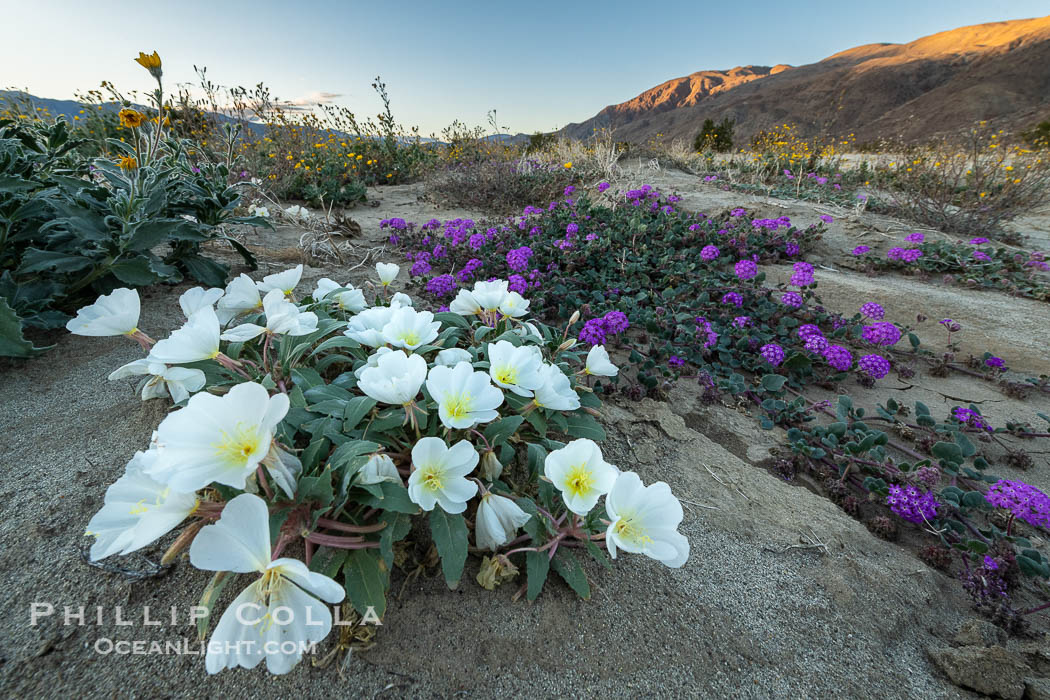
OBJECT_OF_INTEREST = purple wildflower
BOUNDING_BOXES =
[852,245,871,256]
[721,292,743,307]
[700,245,720,261]
[858,354,891,379]
[734,259,758,280]
[781,291,803,307]
[985,480,1050,528]
[886,484,939,524]
[862,322,901,347]
[823,344,853,371]
[860,302,885,320]
[760,343,785,366]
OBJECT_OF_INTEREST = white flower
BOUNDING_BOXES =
[376,262,399,286]
[221,289,319,342]
[109,358,206,403]
[148,306,221,364]
[216,274,262,324]
[179,287,224,318]
[426,361,504,430]
[66,288,140,336]
[498,291,530,318]
[357,350,426,405]
[543,438,618,516]
[282,204,312,223]
[382,307,440,351]
[356,453,401,485]
[448,289,482,316]
[472,280,509,312]
[533,363,581,411]
[605,471,689,568]
[487,340,543,397]
[434,348,472,367]
[189,494,344,675]
[407,437,478,513]
[148,382,289,493]
[390,292,414,308]
[354,346,393,379]
[257,264,303,297]
[344,307,395,348]
[585,345,618,377]
[85,450,199,561]
[313,278,367,313]
[475,493,531,550]
[249,205,270,218]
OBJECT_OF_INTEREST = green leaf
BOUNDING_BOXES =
[179,254,229,288]
[483,415,525,448]
[551,549,590,599]
[359,481,418,514]
[429,509,469,589]
[308,547,348,578]
[125,219,185,252]
[17,248,94,274]
[379,511,412,568]
[0,299,47,357]
[525,550,550,601]
[343,396,377,430]
[760,374,787,392]
[931,441,964,464]
[110,257,162,285]
[563,411,606,441]
[342,549,389,618]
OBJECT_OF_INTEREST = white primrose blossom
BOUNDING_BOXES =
[179,287,224,318]
[256,264,303,297]
[533,363,581,411]
[282,204,312,223]
[426,361,504,430]
[448,288,482,317]
[66,288,140,337]
[390,292,413,308]
[407,437,479,513]
[356,453,401,485]
[471,280,509,313]
[357,350,427,406]
[487,340,543,397]
[313,278,367,313]
[434,348,472,367]
[585,345,619,377]
[344,306,396,348]
[498,291,530,318]
[544,438,619,516]
[148,306,221,364]
[108,358,206,403]
[220,289,318,342]
[189,494,344,675]
[376,262,399,287]
[216,273,263,324]
[249,205,270,218]
[382,307,440,351]
[605,471,690,568]
[147,382,291,494]
[353,346,393,379]
[475,493,531,550]
[85,449,199,561]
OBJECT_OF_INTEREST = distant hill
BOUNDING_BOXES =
[560,16,1050,145]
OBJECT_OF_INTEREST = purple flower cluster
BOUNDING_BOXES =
[858,354,891,379]
[695,317,719,349]
[886,484,939,524]
[784,242,801,256]
[597,182,611,193]
[972,250,991,262]
[734,259,758,280]
[425,274,458,298]
[760,343,785,366]
[410,259,432,277]
[860,302,885,320]
[887,247,924,263]
[969,237,989,245]
[506,246,533,272]
[380,217,409,231]
[781,291,803,308]
[862,322,901,347]
[953,407,992,432]
[797,324,823,341]
[730,208,748,217]
[819,215,834,224]
[578,310,631,346]
[700,245,720,261]
[804,335,830,353]
[985,480,1050,529]
[508,274,528,294]
[721,292,743,307]
[852,245,871,256]
[823,344,853,371]
[789,261,814,287]
[732,316,752,329]
[904,232,925,243]
[668,355,685,367]
[985,356,1005,368]
[456,258,484,283]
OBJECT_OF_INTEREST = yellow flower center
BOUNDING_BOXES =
[419,465,445,492]
[213,422,262,466]
[493,364,518,385]
[564,464,595,499]
[613,513,653,545]
[443,393,472,420]
[395,330,420,346]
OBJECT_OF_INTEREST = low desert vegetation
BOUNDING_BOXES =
[4,51,1050,677]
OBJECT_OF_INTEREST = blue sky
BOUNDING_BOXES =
[4,1,1047,135]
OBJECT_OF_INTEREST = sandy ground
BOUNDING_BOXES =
[2,171,1048,698]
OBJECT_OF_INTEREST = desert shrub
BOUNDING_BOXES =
[70,266,691,674]
[424,158,577,214]
[851,231,1050,301]
[694,117,734,153]
[1022,120,1050,150]
[882,125,1050,238]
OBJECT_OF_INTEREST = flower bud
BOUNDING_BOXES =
[556,338,576,352]
[568,309,581,325]
[480,450,503,481]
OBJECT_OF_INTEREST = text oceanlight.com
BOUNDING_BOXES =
[93,638,319,657]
